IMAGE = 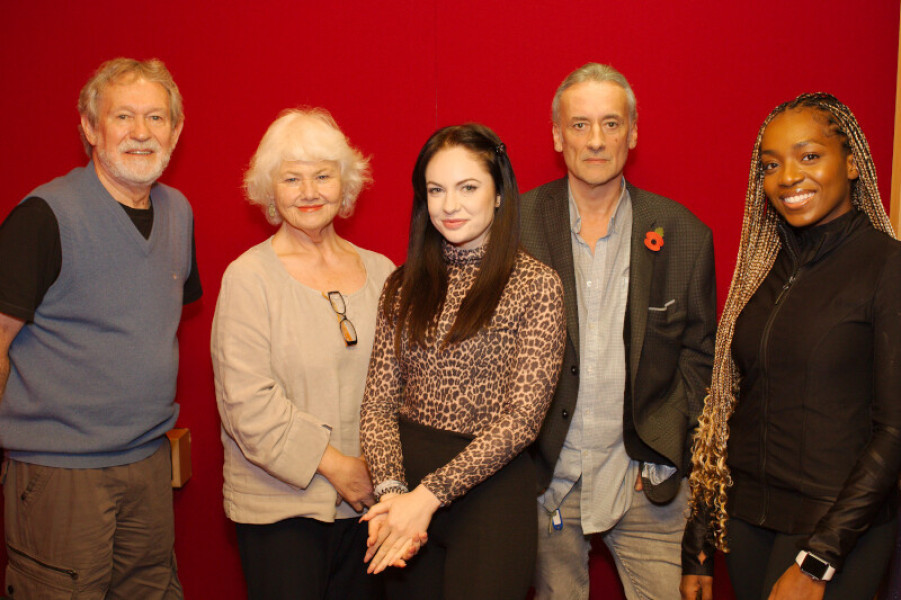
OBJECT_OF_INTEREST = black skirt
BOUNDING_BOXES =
[388,417,537,600]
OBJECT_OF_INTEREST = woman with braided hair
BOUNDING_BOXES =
[680,94,901,600]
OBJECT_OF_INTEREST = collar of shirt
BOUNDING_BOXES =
[567,178,629,239]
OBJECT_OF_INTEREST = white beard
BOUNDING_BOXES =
[95,140,172,187]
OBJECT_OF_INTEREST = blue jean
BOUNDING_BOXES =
[534,477,688,600]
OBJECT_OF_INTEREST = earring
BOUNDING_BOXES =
[267,203,277,219]
[495,195,501,208]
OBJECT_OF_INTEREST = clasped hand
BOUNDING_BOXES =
[316,446,375,512]
[360,484,440,574]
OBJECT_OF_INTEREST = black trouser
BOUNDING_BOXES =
[887,508,901,598]
[384,418,537,600]
[236,515,384,600]
[724,515,897,600]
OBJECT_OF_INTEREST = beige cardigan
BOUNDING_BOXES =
[211,238,394,524]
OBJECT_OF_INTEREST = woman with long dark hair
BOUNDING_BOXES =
[681,94,901,600]
[360,123,566,599]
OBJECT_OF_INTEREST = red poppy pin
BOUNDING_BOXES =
[644,227,664,252]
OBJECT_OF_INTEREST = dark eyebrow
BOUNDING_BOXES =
[793,139,825,150]
[761,139,825,156]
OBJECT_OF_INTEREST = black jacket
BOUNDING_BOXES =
[684,210,901,575]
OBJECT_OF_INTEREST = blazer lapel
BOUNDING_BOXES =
[628,184,655,389]
[541,179,580,360]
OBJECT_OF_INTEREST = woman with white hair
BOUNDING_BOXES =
[211,108,394,600]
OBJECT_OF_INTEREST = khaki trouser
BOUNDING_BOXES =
[3,442,182,599]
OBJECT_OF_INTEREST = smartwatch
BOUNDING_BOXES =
[795,550,835,582]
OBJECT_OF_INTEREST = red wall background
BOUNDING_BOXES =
[1,1,899,597]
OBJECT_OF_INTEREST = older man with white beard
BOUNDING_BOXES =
[0,57,199,599]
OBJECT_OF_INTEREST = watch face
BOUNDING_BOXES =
[800,554,829,580]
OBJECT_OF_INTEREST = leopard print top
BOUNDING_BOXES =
[360,243,566,505]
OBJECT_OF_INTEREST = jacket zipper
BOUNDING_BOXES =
[756,244,801,525]
[7,544,79,580]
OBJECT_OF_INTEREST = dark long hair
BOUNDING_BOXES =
[383,123,521,354]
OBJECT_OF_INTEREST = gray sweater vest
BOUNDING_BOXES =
[0,164,193,468]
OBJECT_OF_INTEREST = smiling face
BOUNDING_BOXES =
[273,159,344,236]
[760,108,858,229]
[426,146,498,250]
[553,80,637,196]
[81,77,182,197]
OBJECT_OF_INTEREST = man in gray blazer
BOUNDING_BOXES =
[521,63,716,600]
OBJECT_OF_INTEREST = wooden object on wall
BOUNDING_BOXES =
[167,428,192,488]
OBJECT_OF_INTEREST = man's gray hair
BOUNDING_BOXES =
[77,57,184,156]
[551,62,637,124]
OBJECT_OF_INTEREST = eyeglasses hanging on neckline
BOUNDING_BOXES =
[323,291,358,346]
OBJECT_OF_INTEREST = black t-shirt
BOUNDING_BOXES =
[0,196,202,322]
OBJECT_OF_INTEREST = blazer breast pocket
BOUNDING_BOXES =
[646,299,687,349]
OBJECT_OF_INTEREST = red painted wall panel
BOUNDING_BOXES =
[1,1,897,596]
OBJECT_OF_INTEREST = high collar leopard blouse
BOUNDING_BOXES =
[360,244,566,505]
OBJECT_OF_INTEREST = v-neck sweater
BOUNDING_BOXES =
[0,163,195,468]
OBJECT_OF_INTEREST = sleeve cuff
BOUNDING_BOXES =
[374,480,408,500]
[682,509,716,576]
[681,546,715,577]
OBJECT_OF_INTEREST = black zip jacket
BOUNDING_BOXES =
[683,210,901,575]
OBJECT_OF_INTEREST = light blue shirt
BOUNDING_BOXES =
[539,180,638,534]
